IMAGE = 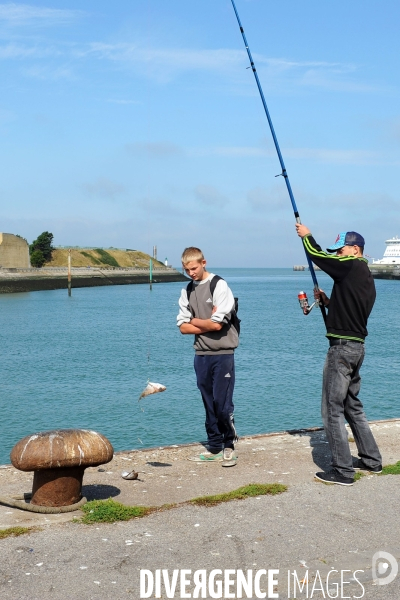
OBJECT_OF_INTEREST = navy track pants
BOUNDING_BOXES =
[194,354,237,449]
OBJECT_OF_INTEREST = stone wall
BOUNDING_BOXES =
[0,269,187,293]
[0,234,30,268]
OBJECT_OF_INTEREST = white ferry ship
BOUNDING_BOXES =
[370,237,400,279]
[372,237,400,265]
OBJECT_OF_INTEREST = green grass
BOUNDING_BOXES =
[381,461,400,475]
[189,483,287,507]
[94,249,120,267]
[353,461,400,479]
[81,251,101,265]
[0,527,36,539]
[77,483,287,524]
[80,498,153,524]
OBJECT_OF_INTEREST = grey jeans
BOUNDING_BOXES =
[321,341,382,478]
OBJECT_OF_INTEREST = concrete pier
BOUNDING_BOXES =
[0,419,399,599]
[0,266,186,293]
[369,264,400,280]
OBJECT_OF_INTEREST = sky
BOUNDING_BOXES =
[1,0,400,267]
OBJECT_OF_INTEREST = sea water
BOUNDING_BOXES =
[0,268,399,464]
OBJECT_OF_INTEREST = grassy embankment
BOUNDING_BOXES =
[47,248,165,269]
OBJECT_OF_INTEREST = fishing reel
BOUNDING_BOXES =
[298,290,318,316]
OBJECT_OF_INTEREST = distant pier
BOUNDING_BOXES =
[293,264,321,271]
[369,264,400,280]
[0,266,186,294]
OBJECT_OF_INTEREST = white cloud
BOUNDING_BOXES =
[370,117,400,144]
[0,43,45,59]
[80,43,372,92]
[22,64,74,80]
[83,43,244,73]
[83,43,354,77]
[0,4,83,26]
[211,145,380,165]
[255,56,351,72]
[247,186,287,212]
[138,196,180,215]
[284,147,378,165]
[0,30,380,95]
[328,191,398,212]
[106,98,141,105]
[299,68,379,93]
[81,178,126,201]
[212,146,270,158]
[194,184,228,207]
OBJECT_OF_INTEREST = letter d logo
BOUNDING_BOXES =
[372,551,398,586]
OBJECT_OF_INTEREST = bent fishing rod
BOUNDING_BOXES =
[229,0,327,326]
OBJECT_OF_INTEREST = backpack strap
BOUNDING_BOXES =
[209,275,223,298]
[186,279,194,302]
[211,275,240,334]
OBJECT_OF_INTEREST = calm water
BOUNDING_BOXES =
[1,269,399,464]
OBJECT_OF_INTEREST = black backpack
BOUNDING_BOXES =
[186,275,241,335]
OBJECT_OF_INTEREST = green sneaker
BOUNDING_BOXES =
[188,450,223,462]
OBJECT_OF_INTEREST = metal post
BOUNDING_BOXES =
[68,249,72,297]
[149,258,153,291]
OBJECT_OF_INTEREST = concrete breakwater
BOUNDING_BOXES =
[0,266,187,293]
[369,264,400,280]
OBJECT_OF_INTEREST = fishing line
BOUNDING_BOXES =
[137,0,167,411]
[229,0,327,326]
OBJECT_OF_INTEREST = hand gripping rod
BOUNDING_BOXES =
[230,0,327,326]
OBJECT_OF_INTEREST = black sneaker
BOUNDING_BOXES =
[352,458,382,473]
[315,470,354,486]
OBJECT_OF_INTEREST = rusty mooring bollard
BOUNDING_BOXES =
[10,429,114,507]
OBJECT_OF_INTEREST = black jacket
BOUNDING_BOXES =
[303,235,376,341]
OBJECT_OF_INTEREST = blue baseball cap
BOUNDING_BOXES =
[326,231,365,252]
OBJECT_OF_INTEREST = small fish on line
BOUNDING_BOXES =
[139,382,166,400]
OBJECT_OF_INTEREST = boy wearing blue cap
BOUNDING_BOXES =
[296,224,382,486]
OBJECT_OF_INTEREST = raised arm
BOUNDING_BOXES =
[295,223,353,281]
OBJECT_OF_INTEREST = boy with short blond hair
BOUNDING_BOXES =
[181,247,205,264]
[177,247,239,465]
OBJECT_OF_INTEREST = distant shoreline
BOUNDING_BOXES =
[0,267,186,294]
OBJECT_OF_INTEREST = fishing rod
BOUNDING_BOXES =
[229,0,327,325]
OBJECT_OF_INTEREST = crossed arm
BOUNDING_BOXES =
[180,321,222,334]
[179,315,223,335]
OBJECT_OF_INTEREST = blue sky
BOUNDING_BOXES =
[1,0,399,267]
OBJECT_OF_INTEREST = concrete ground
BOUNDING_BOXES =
[0,418,400,599]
